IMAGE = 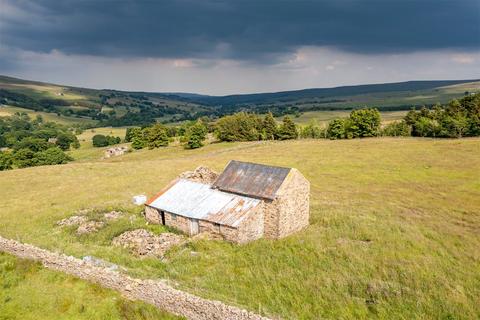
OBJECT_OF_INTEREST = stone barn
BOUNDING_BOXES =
[145,160,310,243]
[104,146,129,158]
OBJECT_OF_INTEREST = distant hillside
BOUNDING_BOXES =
[0,75,211,127]
[1,75,479,126]
[183,80,479,106]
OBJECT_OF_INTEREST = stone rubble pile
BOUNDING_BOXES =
[76,221,105,235]
[0,235,272,320]
[113,229,186,257]
[57,210,126,235]
[178,166,218,184]
[104,210,124,220]
[57,215,88,227]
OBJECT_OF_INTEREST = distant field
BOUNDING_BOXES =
[1,138,479,319]
[285,110,407,125]
[0,252,181,320]
[0,105,96,126]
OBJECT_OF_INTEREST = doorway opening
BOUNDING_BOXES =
[160,210,165,225]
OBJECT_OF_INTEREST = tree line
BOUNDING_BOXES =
[0,113,79,170]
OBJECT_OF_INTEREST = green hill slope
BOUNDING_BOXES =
[0,138,479,319]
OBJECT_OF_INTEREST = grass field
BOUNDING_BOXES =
[0,252,182,320]
[0,138,479,319]
[0,105,96,126]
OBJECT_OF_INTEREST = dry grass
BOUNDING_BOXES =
[1,138,479,319]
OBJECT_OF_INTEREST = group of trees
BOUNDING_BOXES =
[0,113,78,170]
[215,112,298,142]
[92,134,121,147]
[401,94,480,138]
[124,120,209,150]
[325,94,480,139]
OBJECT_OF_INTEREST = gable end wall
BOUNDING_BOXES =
[263,169,309,239]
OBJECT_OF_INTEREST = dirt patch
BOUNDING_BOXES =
[178,166,218,184]
[112,229,186,258]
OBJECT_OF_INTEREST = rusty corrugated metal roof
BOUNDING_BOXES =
[213,160,291,200]
[147,179,260,228]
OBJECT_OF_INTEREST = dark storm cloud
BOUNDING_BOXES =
[1,0,479,62]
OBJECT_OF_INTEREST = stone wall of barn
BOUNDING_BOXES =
[197,206,264,244]
[145,206,192,235]
[165,212,192,235]
[145,206,162,224]
[262,200,280,239]
[276,169,310,238]
[262,169,309,239]
[235,207,265,243]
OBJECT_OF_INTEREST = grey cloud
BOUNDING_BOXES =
[1,0,479,63]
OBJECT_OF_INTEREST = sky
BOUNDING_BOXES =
[0,0,479,95]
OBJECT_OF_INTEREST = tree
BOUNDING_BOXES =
[349,108,381,137]
[92,134,120,147]
[0,152,13,171]
[12,148,37,168]
[215,112,261,142]
[327,118,347,139]
[144,124,169,149]
[92,134,109,147]
[276,116,298,140]
[34,147,73,165]
[56,132,78,150]
[125,127,140,142]
[14,137,49,152]
[184,121,207,149]
[262,112,277,140]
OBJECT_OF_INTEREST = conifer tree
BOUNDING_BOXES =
[262,112,277,140]
[276,116,298,140]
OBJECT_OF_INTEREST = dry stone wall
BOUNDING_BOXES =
[0,236,272,320]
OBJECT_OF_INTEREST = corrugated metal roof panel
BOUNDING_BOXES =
[213,160,291,200]
[148,179,260,228]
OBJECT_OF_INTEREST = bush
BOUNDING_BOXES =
[381,121,411,137]
[300,121,326,139]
